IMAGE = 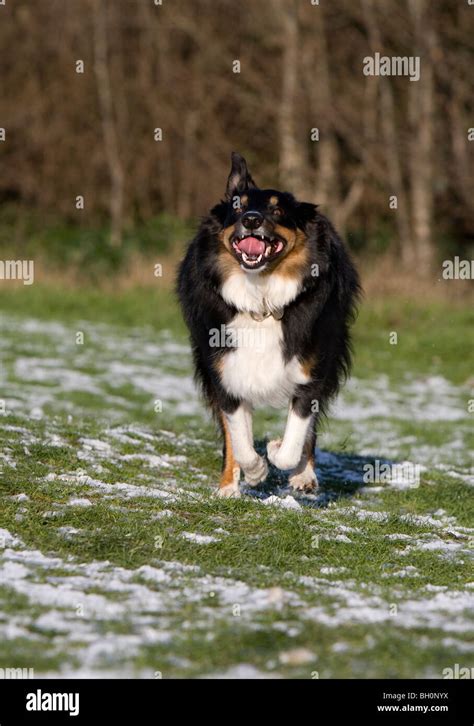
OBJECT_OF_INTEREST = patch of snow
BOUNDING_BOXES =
[261,495,301,510]
[181,532,219,545]
[67,498,93,508]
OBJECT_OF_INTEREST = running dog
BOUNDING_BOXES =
[177,152,360,497]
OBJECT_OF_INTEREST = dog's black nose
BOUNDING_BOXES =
[241,211,264,230]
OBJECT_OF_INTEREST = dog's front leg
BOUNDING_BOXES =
[224,404,268,486]
[288,429,318,492]
[267,405,313,473]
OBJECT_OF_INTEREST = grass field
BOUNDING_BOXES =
[0,283,472,678]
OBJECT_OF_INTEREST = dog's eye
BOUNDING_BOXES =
[272,207,283,217]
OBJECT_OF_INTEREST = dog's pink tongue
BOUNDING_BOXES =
[237,236,265,256]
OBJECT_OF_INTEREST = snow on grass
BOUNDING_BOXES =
[1,316,203,421]
[45,472,179,502]
[334,375,470,423]
[0,528,304,673]
[1,523,472,675]
[260,495,302,510]
[181,532,220,545]
[0,312,473,677]
[67,498,93,508]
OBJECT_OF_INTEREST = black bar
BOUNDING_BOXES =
[0,679,471,724]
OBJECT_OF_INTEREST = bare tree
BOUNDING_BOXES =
[0,0,472,263]
[380,81,415,266]
[407,0,435,274]
[303,4,339,212]
[92,0,124,247]
[363,0,414,265]
[275,0,306,198]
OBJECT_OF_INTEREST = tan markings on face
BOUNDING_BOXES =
[263,227,309,279]
[218,224,235,253]
[269,195,279,205]
[217,226,241,281]
[219,413,240,489]
[240,194,248,207]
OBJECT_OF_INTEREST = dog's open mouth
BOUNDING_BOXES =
[231,234,285,269]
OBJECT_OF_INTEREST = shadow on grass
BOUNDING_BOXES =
[241,440,392,508]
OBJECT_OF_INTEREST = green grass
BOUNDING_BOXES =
[0,283,185,334]
[356,298,474,384]
[0,206,193,279]
[0,283,472,678]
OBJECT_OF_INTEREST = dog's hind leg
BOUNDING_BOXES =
[218,413,241,498]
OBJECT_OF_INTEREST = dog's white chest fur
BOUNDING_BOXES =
[219,271,308,407]
[221,270,301,315]
[220,314,308,407]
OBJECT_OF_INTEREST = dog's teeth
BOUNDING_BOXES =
[242,252,248,262]
[265,246,271,257]
[256,253,263,263]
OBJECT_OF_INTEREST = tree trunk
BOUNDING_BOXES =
[407,0,435,274]
[362,0,413,264]
[308,4,339,212]
[92,0,124,247]
[276,0,306,198]
[380,80,414,265]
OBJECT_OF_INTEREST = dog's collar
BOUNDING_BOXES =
[249,301,284,322]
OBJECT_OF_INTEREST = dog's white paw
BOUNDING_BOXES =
[242,454,268,486]
[266,439,282,467]
[289,465,319,493]
[217,482,241,498]
[267,440,299,471]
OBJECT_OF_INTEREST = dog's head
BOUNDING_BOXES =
[213,152,318,274]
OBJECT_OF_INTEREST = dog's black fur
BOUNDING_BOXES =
[177,153,360,488]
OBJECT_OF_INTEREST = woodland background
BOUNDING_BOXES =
[0,0,473,279]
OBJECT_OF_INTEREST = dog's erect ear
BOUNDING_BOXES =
[225,152,258,200]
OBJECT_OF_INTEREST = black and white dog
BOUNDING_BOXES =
[178,153,360,497]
